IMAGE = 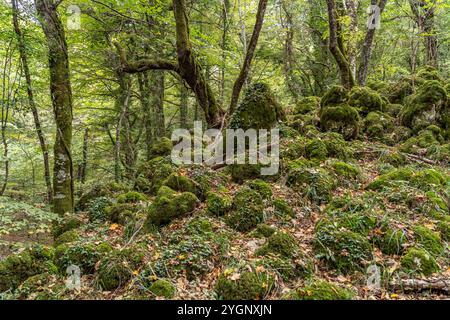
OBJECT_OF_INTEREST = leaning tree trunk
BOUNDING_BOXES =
[35,0,74,214]
[358,0,388,85]
[12,0,53,202]
[326,0,355,89]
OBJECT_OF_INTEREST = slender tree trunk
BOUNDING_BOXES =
[0,114,9,197]
[229,0,269,114]
[326,0,355,89]
[137,72,154,161]
[357,0,388,85]
[36,0,74,214]
[80,128,88,184]
[345,0,358,78]
[220,0,230,105]
[180,77,188,129]
[12,0,53,202]
[150,72,166,138]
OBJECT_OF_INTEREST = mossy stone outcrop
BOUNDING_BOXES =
[286,167,335,205]
[400,247,439,276]
[289,280,355,300]
[134,157,174,195]
[215,268,273,300]
[226,187,264,232]
[348,86,384,115]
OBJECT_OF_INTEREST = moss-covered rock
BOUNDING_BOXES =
[134,157,175,195]
[289,280,355,300]
[206,191,232,216]
[226,187,264,232]
[229,82,285,130]
[272,199,295,218]
[413,225,444,256]
[228,163,263,184]
[105,202,140,225]
[116,191,147,204]
[253,224,277,238]
[348,86,384,115]
[313,221,373,274]
[305,139,328,161]
[145,187,199,228]
[293,96,321,115]
[149,279,175,298]
[416,65,443,82]
[379,151,407,167]
[437,220,450,242]
[363,111,394,140]
[17,273,64,300]
[331,161,360,180]
[389,75,424,104]
[215,268,273,300]
[366,168,414,191]
[96,254,131,291]
[54,241,112,274]
[286,167,335,205]
[378,228,407,255]
[54,230,79,247]
[148,137,173,159]
[0,245,57,292]
[400,247,439,276]
[52,214,82,238]
[258,254,312,281]
[321,86,349,107]
[244,179,272,200]
[76,182,129,211]
[320,104,360,140]
[256,231,298,258]
[87,196,113,222]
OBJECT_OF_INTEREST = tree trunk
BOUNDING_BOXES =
[179,77,188,129]
[137,71,154,161]
[357,0,388,85]
[229,0,269,114]
[80,128,88,184]
[35,0,74,214]
[220,0,231,105]
[150,72,166,138]
[12,0,53,202]
[326,0,355,89]
[345,0,358,78]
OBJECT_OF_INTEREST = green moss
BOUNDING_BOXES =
[313,221,372,274]
[416,66,443,82]
[437,220,450,241]
[254,224,277,238]
[256,231,298,258]
[331,161,360,180]
[366,168,414,191]
[321,86,349,107]
[228,163,263,184]
[379,228,406,255]
[286,167,335,205]
[229,82,284,130]
[145,187,199,228]
[17,274,64,300]
[294,96,321,115]
[105,203,138,225]
[305,139,328,161]
[379,151,407,167]
[413,225,444,255]
[52,215,82,238]
[401,247,439,276]
[272,199,295,218]
[76,182,129,211]
[117,191,147,204]
[206,191,232,216]
[187,217,213,234]
[389,75,424,104]
[149,279,175,298]
[258,254,312,281]
[385,104,403,117]
[363,111,394,140]
[290,280,355,300]
[0,245,57,292]
[244,179,272,200]
[411,169,448,191]
[54,241,112,274]
[96,254,131,291]
[149,137,173,159]
[54,230,79,247]
[320,104,360,140]
[226,187,264,232]
[348,86,384,115]
[215,269,273,300]
[163,173,199,196]
[134,157,174,195]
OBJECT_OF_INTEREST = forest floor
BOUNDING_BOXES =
[0,132,449,300]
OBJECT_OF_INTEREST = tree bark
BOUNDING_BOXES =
[229,0,269,114]
[35,0,74,214]
[357,0,388,85]
[326,0,355,89]
[345,0,358,78]
[137,71,154,161]
[80,128,88,184]
[12,0,53,202]
[220,0,231,105]
[179,77,188,129]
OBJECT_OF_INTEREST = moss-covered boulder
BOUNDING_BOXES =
[87,196,113,221]
[76,182,129,211]
[363,111,394,140]
[54,230,79,247]
[96,254,132,291]
[215,268,273,300]
[145,187,199,228]
[389,75,424,104]
[348,86,384,115]
[229,82,285,130]
[0,245,57,292]
[256,231,298,258]
[321,85,349,107]
[54,241,112,274]
[272,198,295,218]
[305,139,328,161]
[228,163,263,184]
[378,228,407,255]
[416,65,443,82]
[320,104,360,140]
[286,167,335,205]
[105,202,141,225]
[413,225,444,256]
[400,80,448,132]
[293,96,321,115]
[148,279,175,298]
[17,273,64,300]
[206,191,232,216]
[330,161,360,181]
[134,157,175,195]
[366,168,414,191]
[289,280,355,300]
[437,220,450,242]
[313,221,373,274]
[226,187,264,232]
[52,214,82,238]
[163,173,200,197]
[244,179,272,200]
[400,247,439,276]
[148,137,173,159]
[116,191,147,204]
